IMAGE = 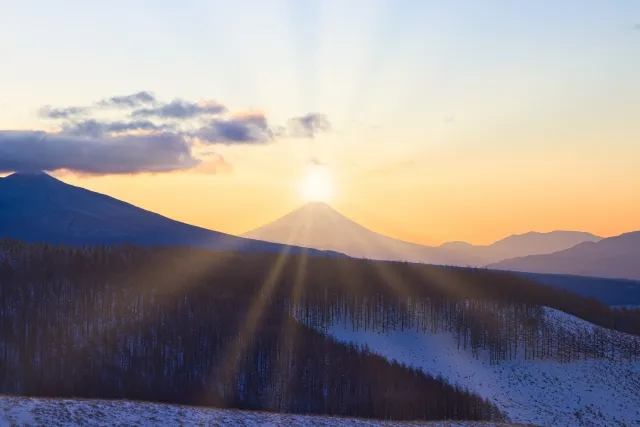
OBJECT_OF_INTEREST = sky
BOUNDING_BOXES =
[1,0,639,245]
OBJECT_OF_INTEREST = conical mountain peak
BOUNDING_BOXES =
[243,202,451,264]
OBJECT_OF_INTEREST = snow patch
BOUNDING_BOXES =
[317,307,640,427]
[0,395,524,426]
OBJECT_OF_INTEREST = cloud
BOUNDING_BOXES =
[287,113,331,138]
[0,130,198,175]
[99,91,156,108]
[193,112,273,144]
[39,91,156,120]
[192,153,233,174]
[308,156,326,166]
[39,106,90,120]
[7,91,333,176]
[634,24,640,31]
[62,119,174,138]
[133,99,226,119]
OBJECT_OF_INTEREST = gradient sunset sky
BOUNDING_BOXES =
[1,0,639,245]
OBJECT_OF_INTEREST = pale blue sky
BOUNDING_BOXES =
[2,0,638,133]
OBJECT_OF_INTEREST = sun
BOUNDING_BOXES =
[301,165,333,202]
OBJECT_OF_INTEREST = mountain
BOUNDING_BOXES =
[489,231,640,280]
[243,202,603,266]
[439,230,602,264]
[0,172,328,255]
[242,202,473,265]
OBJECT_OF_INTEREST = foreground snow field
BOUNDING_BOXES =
[317,307,640,427]
[0,396,528,427]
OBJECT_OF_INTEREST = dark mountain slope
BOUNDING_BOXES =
[489,231,640,280]
[0,172,329,255]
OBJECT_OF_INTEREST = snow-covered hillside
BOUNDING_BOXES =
[316,307,640,427]
[0,396,527,427]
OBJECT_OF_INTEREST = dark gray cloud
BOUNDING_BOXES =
[193,113,273,144]
[99,91,157,108]
[0,130,198,174]
[287,113,331,138]
[62,119,174,138]
[39,106,90,120]
[133,99,226,119]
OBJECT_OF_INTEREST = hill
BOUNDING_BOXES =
[3,239,640,423]
[312,306,640,426]
[0,172,327,256]
[243,203,599,266]
[489,231,640,280]
[0,396,529,427]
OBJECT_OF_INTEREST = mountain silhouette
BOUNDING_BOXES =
[243,202,465,265]
[243,203,601,266]
[0,172,329,255]
[439,231,602,264]
[488,231,640,280]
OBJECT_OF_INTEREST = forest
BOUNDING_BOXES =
[0,238,639,421]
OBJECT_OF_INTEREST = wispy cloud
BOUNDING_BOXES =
[192,153,234,175]
[3,92,329,175]
[62,119,174,138]
[133,99,226,119]
[308,156,326,166]
[39,106,90,120]
[98,91,157,108]
[287,113,331,138]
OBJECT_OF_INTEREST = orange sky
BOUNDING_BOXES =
[47,137,640,246]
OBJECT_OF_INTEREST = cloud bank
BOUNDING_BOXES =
[0,131,197,175]
[1,91,331,175]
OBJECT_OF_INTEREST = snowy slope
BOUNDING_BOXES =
[315,308,640,427]
[0,396,529,427]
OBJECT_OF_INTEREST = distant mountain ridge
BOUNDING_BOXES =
[243,202,602,266]
[489,231,640,280]
[438,230,602,264]
[0,172,330,256]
